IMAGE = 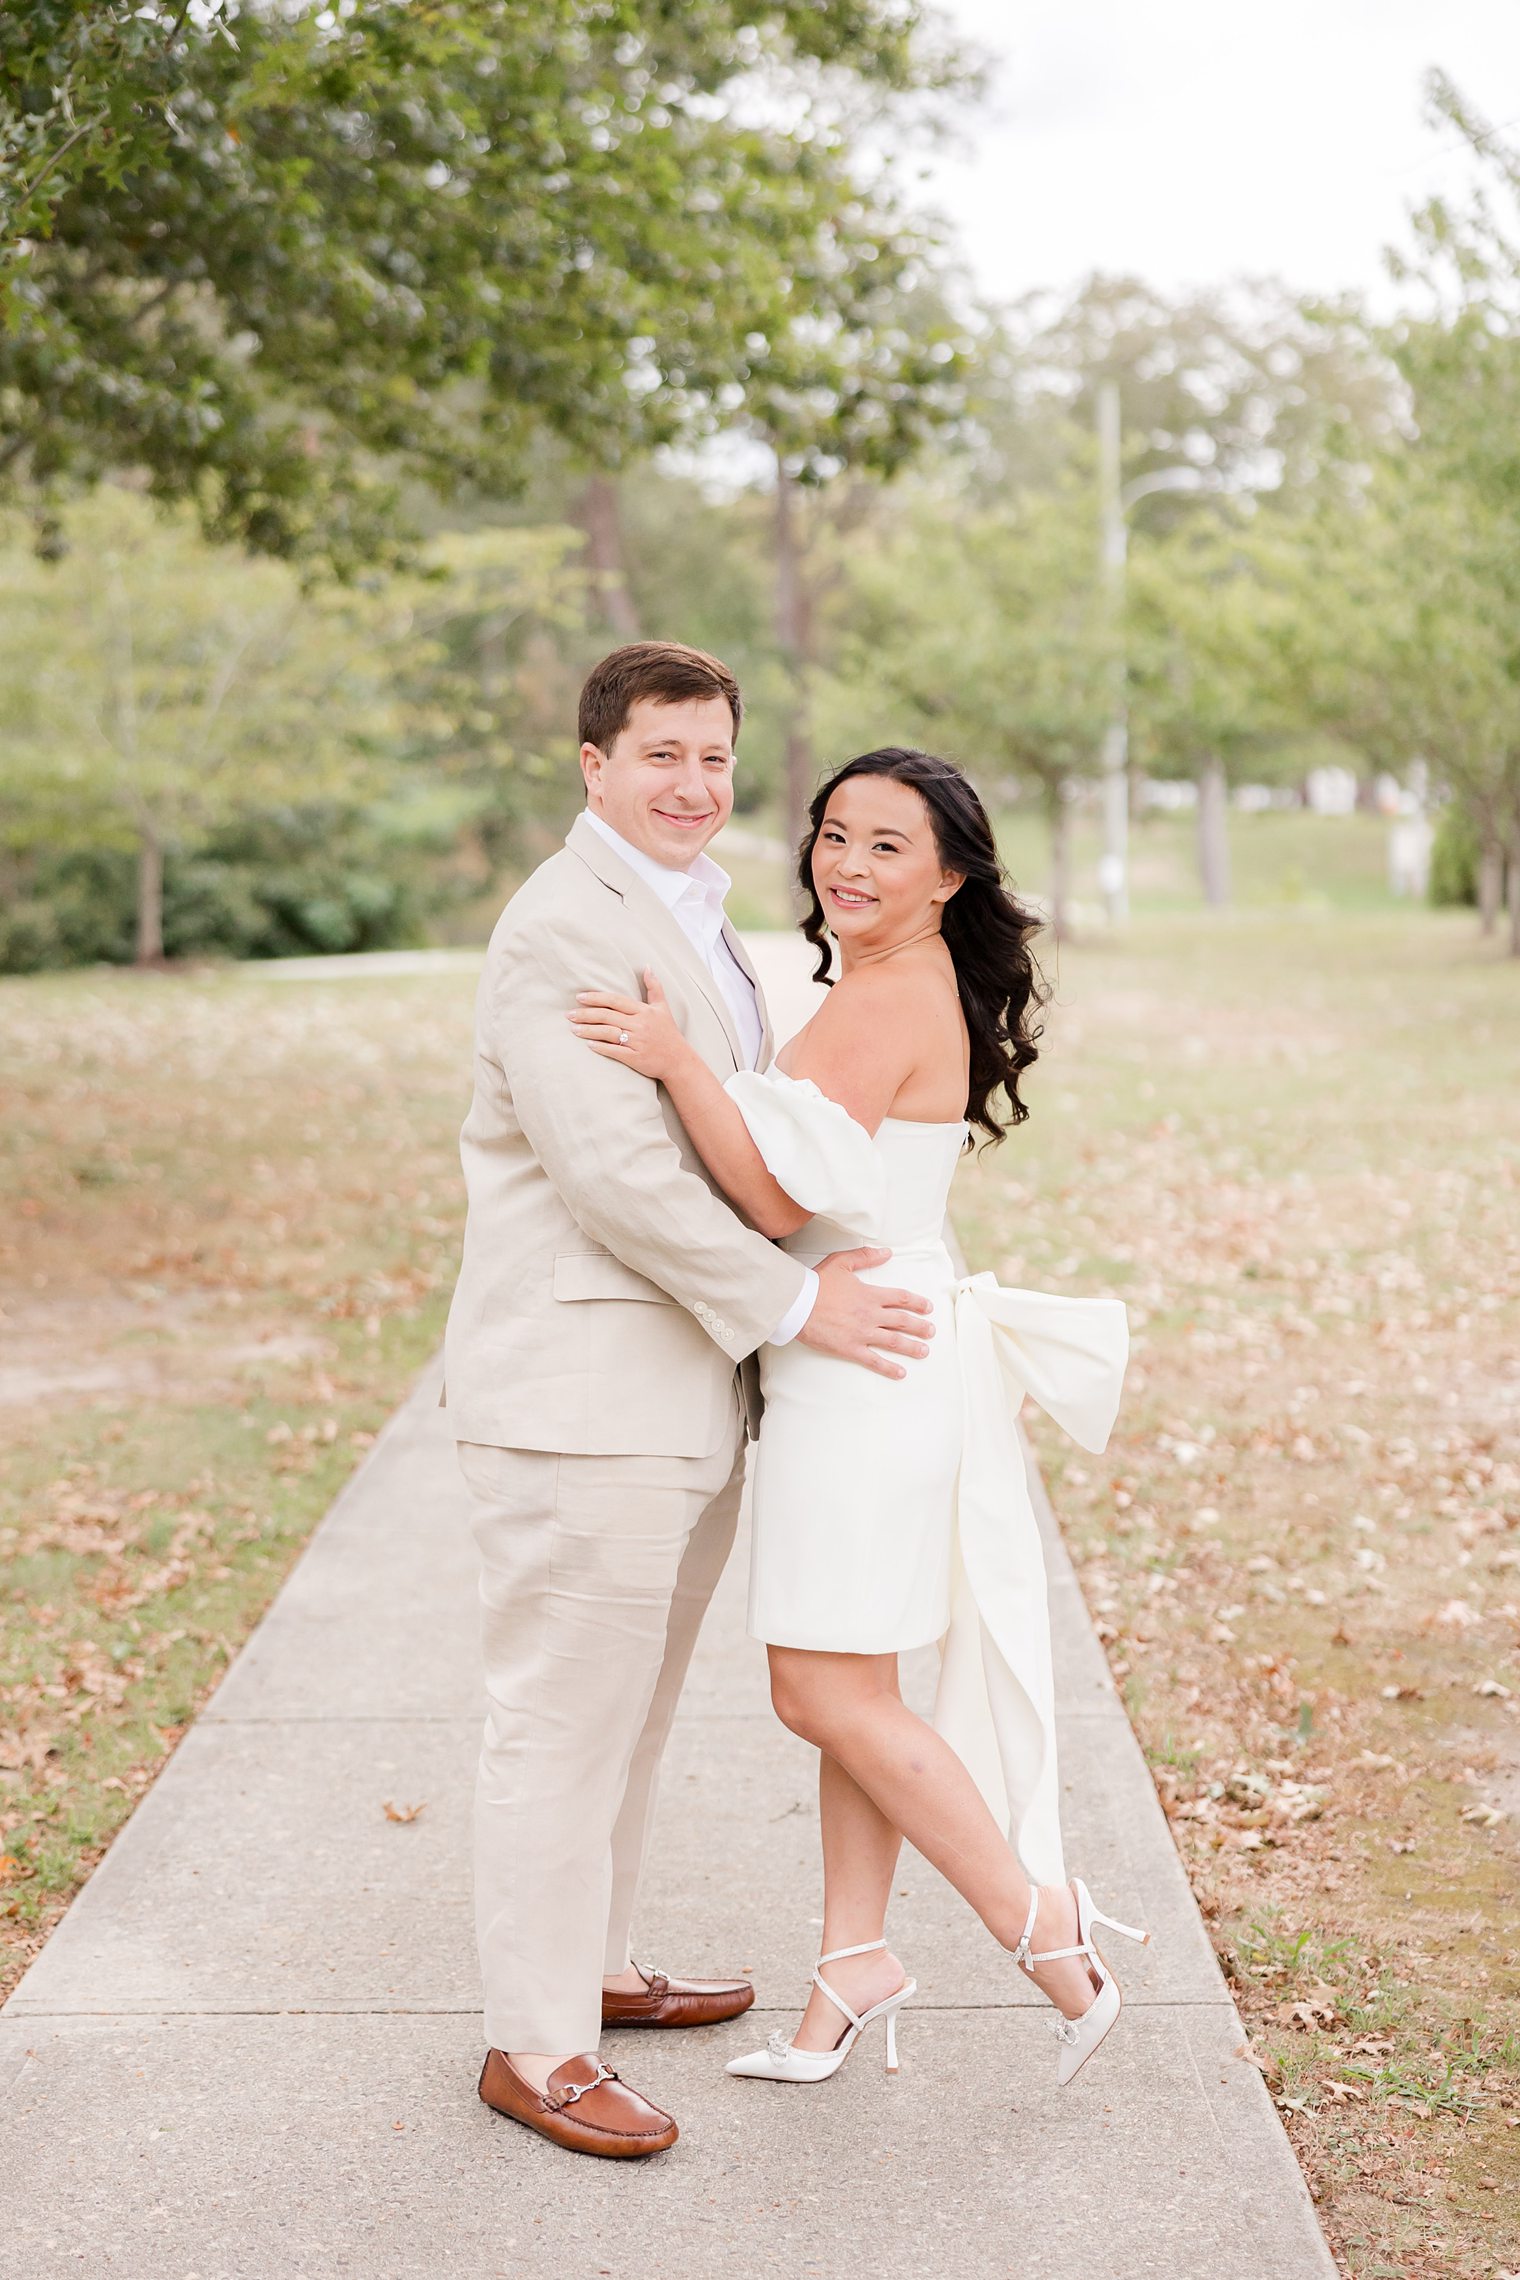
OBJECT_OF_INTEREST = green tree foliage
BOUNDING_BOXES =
[1,0,961,569]
[1386,74,1520,946]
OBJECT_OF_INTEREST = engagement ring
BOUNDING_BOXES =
[618,1029,630,1045]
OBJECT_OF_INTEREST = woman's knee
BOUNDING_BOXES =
[767,1656,815,1740]
[768,1652,874,1750]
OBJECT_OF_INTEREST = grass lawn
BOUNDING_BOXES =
[955,904,1520,2280]
[0,960,480,1991]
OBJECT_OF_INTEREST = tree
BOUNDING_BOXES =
[1381,74,1520,948]
[815,469,1110,939]
[2,1,963,571]
[1126,507,1310,907]
[0,487,585,960]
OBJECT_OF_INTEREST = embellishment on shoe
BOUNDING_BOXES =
[1052,2017,1081,2046]
[766,2029,795,2061]
[550,2061,617,2109]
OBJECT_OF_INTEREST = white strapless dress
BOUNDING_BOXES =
[726,1067,1129,1887]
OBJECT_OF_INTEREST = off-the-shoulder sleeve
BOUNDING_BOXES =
[724,1068,886,1242]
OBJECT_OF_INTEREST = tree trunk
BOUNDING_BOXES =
[1196,753,1232,907]
[1046,778,1072,943]
[1508,844,1520,958]
[135,826,164,967]
[578,472,641,640]
[1478,838,1502,934]
[774,459,814,857]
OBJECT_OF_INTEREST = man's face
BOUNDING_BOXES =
[580,694,736,868]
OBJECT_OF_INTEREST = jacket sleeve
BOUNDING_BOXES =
[485,920,809,1360]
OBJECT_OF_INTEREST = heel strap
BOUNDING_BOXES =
[1010,1886,1042,1969]
[812,1938,888,2034]
[810,1965,863,2033]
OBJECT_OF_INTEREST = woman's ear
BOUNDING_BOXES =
[933,869,966,907]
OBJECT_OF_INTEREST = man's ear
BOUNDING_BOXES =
[580,741,605,808]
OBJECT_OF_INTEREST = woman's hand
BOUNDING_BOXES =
[568,969,692,1082]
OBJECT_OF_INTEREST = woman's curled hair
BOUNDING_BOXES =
[796,747,1046,1145]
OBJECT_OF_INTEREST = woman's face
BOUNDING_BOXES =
[811,774,962,950]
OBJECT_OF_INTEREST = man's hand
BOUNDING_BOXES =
[797,1248,934,1380]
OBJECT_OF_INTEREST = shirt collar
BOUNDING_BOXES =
[582,808,731,917]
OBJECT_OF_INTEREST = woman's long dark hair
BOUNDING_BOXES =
[797,748,1046,1145]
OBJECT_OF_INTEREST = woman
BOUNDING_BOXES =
[569,748,1143,2086]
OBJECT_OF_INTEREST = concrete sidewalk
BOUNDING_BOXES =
[2,942,1336,2280]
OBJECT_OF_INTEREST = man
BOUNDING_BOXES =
[442,640,933,2157]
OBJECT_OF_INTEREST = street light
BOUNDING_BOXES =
[1096,379,1221,924]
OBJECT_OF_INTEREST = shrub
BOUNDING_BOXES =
[0,802,442,972]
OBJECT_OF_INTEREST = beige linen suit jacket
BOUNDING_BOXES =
[442,813,808,1458]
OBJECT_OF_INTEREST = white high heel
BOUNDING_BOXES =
[725,1939,916,2082]
[1013,1878,1150,2086]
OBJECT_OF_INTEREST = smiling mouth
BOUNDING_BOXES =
[827,886,876,909]
[653,808,716,828]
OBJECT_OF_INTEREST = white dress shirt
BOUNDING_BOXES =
[582,810,817,1346]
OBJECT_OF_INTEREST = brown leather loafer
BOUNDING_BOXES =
[601,1961,756,2030]
[478,2049,678,2158]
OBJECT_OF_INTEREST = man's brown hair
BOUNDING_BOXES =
[578,641,742,755]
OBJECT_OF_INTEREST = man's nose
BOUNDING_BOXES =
[667,759,710,807]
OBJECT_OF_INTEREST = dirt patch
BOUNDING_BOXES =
[0,1291,327,1409]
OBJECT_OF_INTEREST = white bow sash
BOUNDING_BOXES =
[932,1273,1130,1888]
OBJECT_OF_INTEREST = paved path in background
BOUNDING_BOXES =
[1,937,1335,2279]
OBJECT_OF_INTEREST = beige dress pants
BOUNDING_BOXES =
[456,1404,746,2055]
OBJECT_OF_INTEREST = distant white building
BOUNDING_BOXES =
[1139,778,1197,810]
[1388,816,1433,898]
[1305,765,1359,815]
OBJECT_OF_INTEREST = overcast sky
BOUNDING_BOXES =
[917,1,1520,310]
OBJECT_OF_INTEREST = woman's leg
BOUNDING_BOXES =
[791,1744,907,2050]
[769,1645,1095,2021]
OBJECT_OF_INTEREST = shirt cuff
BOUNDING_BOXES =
[768,1267,818,1348]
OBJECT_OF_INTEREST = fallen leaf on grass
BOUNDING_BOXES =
[1275,1980,1340,2031]
[1473,1678,1512,1699]
[382,1800,426,1824]
[1460,1802,1506,1829]
[1325,2080,1365,2103]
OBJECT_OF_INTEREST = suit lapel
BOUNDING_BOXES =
[721,920,772,1067]
[567,813,745,1072]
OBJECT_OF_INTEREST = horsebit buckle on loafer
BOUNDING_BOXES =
[553,2062,616,2108]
